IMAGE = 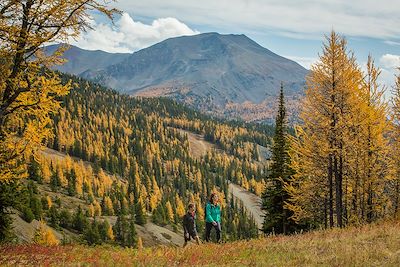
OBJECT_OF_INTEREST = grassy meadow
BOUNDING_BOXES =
[1,220,400,266]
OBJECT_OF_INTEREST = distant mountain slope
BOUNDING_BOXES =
[50,33,308,121]
[45,44,129,76]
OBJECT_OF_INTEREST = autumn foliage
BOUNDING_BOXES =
[0,0,117,181]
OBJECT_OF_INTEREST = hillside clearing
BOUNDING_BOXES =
[2,220,400,266]
[228,182,264,232]
[174,128,219,159]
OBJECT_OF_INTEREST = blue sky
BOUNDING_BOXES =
[72,0,400,90]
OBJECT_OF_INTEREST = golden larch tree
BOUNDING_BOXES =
[0,0,118,181]
[288,31,363,227]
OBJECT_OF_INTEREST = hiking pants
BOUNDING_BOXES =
[205,221,221,242]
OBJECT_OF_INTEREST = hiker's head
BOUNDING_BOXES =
[188,203,196,213]
[210,193,219,204]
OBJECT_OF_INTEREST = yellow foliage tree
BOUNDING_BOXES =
[0,0,118,181]
[149,176,161,211]
[93,200,102,217]
[106,224,115,241]
[354,56,389,222]
[389,70,400,217]
[103,196,114,216]
[41,161,51,183]
[33,220,59,246]
[137,237,143,250]
[288,32,390,228]
[46,196,52,209]
[88,204,95,217]
[165,201,174,222]
[175,194,185,218]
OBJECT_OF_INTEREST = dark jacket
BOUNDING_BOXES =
[183,212,197,235]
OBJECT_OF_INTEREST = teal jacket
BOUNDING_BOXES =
[205,202,221,223]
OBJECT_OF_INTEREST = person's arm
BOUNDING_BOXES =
[193,215,198,234]
[189,216,196,233]
[216,205,221,223]
[205,203,215,223]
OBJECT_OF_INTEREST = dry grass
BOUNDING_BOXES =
[2,220,400,266]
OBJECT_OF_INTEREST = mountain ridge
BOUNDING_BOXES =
[50,33,308,121]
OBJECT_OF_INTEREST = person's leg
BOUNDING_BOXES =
[183,235,189,247]
[214,222,221,242]
[205,222,212,242]
[194,235,200,245]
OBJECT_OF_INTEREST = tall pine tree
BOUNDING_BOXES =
[261,83,296,234]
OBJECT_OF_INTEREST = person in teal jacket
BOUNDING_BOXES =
[205,192,221,242]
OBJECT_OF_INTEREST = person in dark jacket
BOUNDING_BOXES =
[205,192,221,243]
[182,203,200,247]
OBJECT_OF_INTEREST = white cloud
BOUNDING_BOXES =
[71,13,198,53]
[385,40,400,46]
[370,55,400,98]
[113,0,400,40]
[379,54,400,69]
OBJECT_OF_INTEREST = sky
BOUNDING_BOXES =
[71,0,400,91]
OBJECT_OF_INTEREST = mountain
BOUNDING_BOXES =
[50,33,308,121]
[45,44,129,76]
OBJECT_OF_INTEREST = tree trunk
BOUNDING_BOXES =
[328,155,334,227]
[335,155,343,227]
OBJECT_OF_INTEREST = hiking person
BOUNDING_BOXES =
[205,192,221,243]
[182,203,200,247]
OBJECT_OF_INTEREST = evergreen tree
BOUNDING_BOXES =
[135,199,146,226]
[22,207,35,223]
[48,206,60,229]
[84,219,101,245]
[30,195,43,220]
[127,206,138,247]
[28,156,42,183]
[99,220,114,242]
[50,170,61,192]
[0,181,20,241]
[59,209,72,229]
[114,213,129,246]
[73,206,88,232]
[262,83,297,234]
[67,169,77,196]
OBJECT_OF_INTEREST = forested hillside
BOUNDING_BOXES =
[12,73,275,246]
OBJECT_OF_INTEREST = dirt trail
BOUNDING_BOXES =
[228,182,264,232]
